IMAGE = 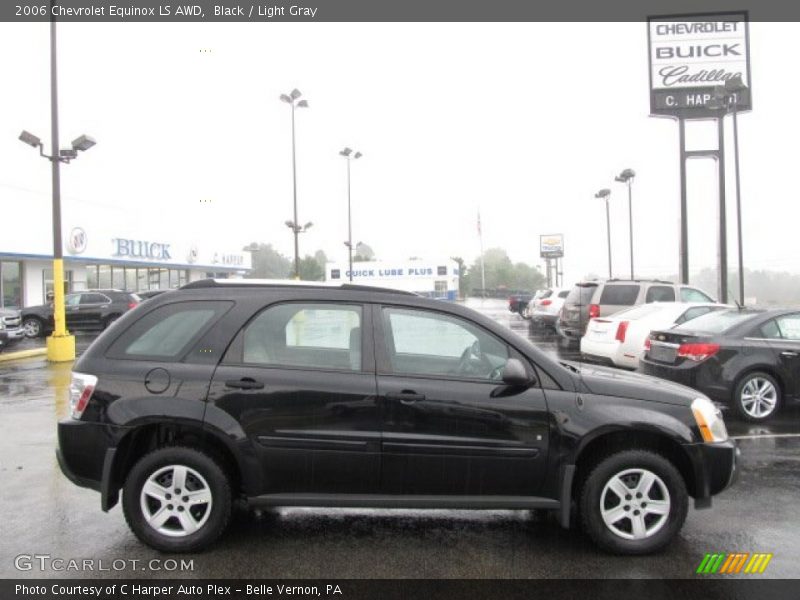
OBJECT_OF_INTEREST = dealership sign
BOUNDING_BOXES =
[648,12,751,119]
[540,234,564,259]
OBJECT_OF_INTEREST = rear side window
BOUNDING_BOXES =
[557,290,569,298]
[241,303,362,371]
[599,284,639,306]
[540,290,553,299]
[645,286,675,303]
[107,301,232,360]
[565,284,597,305]
[776,314,800,341]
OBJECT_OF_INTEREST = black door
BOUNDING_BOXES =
[78,292,112,328]
[64,293,82,329]
[765,313,800,397]
[207,302,381,495]
[375,305,550,496]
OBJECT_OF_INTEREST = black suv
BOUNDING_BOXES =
[57,280,737,554]
[21,289,140,338]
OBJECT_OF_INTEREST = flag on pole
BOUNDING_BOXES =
[477,211,482,235]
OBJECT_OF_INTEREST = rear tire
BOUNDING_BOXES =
[579,450,688,555]
[733,372,781,422]
[122,446,232,553]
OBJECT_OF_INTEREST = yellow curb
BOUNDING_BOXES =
[0,348,49,362]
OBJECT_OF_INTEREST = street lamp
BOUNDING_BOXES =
[595,188,612,278]
[709,75,748,306]
[280,88,309,278]
[18,12,96,362]
[614,168,636,280]
[339,147,363,282]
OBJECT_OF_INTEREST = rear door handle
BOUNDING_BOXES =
[385,391,426,404]
[780,351,799,357]
[225,378,264,390]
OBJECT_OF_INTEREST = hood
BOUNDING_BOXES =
[568,362,700,407]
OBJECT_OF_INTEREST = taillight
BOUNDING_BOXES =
[540,299,552,306]
[128,302,138,310]
[615,321,629,343]
[588,304,600,319]
[644,338,651,351]
[69,372,98,420]
[677,343,720,362]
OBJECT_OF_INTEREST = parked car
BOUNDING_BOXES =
[557,279,716,352]
[0,307,25,350]
[581,302,729,370]
[21,290,141,338]
[641,308,800,422]
[508,292,533,316]
[57,279,736,555]
[528,287,570,330]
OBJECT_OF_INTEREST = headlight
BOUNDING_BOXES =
[692,397,728,442]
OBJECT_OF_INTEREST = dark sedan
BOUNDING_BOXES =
[21,290,141,338]
[640,308,800,422]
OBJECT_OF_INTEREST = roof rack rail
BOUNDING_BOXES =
[180,278,417,296]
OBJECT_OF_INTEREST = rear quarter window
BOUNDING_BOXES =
[599,284,640,306]
[106,301,232,360]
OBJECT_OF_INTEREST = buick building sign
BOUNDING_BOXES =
[648,12,751,119]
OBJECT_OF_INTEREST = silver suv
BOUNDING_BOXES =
[556,279,716,351]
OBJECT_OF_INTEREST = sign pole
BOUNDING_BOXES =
[717,116,728,303]
[678,118,689,284]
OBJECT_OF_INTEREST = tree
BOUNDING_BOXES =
[298,255,325,281]
[244,243,291,279]
[353,242,375,262]
[463,248,546,295]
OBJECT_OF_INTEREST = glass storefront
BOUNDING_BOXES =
[85,265,189,293]
[42,268,74,303]
[0,261,22,308]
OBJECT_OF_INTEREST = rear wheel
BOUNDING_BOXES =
[580,450,688,555]
[122,446,232,552]
[733,372,781,422]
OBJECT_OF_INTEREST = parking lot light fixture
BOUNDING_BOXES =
[280,88,310,278]
[340,147,363,281]
[19,130,42,148]
[71,134,96,152]
[595,188,612,278]
[615,169,636,280]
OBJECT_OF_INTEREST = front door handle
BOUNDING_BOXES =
[385,391,426,404]
[780,351,799,357]
[225,378,264,390]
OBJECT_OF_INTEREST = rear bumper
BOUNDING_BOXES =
[685,439,739,508]
[640,358,731,403]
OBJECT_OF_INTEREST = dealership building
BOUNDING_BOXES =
[0,192,251,309]
[326,258,460,300]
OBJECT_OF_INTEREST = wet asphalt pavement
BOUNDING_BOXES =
[1,300,798,579]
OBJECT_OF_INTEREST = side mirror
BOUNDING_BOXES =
[501,358,533,387]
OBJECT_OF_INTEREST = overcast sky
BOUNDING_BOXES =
[1,21,798,283]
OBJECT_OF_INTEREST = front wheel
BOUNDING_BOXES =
[122,446,232,552]
[580,450,688,555]
[733,372,781,422]
[22,316,44,338]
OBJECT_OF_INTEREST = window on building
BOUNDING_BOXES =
[331,269,341,280]
[437,266,447,276]
[98,265,111,289]
[0,261,22,309]
[434,281,448,296]
[43,269,74,303]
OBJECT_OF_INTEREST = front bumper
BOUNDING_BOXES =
[5,327,26,342]
[685,439,739,508]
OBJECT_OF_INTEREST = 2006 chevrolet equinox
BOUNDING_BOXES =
[57,279,738,554]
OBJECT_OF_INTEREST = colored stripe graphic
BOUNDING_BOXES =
[697,553,772,574]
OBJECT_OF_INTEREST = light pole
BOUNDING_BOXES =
[339,147,362,282]
[595,188,612,278]
[18,10,96,362]
[280,89,309,278]
[710,75,748,306]
[283,220,313,277]
[615,168,636,280]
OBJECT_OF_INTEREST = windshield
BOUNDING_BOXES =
[674,309,759,334]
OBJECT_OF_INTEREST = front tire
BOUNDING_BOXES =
[733,371,781,422]
[22,316,44,338]
[122,446,232,553]
[580,450,688,555]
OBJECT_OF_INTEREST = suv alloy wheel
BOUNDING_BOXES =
[122,446,232,552]
[580,450,688,554]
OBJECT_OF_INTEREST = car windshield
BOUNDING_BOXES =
[674,309,759,334]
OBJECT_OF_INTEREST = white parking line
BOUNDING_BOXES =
[731,433,800,440]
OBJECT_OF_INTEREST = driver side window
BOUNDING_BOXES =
[382,307,509,380]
